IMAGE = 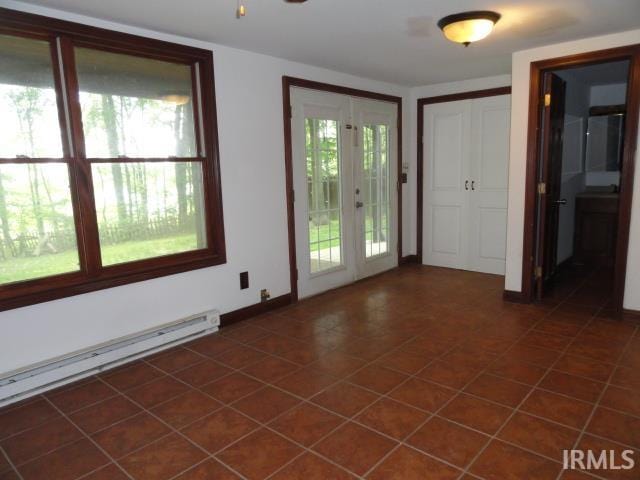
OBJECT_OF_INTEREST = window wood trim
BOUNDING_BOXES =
[0,7,226,311]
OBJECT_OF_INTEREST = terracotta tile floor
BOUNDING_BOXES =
[0,265,639,480]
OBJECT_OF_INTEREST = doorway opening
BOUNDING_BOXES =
[523,45,640,313]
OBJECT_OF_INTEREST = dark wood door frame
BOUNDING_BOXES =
[282,76,403,302]
[416,86,512,263]
[520,44,640,312]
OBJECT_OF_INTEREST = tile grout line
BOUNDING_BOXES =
[182,275,626,478]
[6,339,343,478]
[0,445,24,480]
[199,298,499,479]
[189,281,636,480]
[40,395,136,480]
[5,329,632,477]
[0,268,630,479]
[260,320,485,479]
[1,363,227,470]
[91,375,253,480]
[21,348,625,480]
[206,313,456,480]
[14,350,249,479]
[164,457,212,480]
[108,328,398,478]
[360,292,567,479]
[160,357,385,479]
[354,285,591,479]
[556,322,640,480]
[459,270,612,480]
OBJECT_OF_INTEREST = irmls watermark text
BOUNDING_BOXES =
[563,450,635,470]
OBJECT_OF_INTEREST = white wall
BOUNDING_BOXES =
[505,28,640,311]
[0,1,410,375]
[408,74,512,256]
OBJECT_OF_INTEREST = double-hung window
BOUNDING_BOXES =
[0,9,226,310]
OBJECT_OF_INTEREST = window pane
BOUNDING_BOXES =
[76,48,197,158]
[0,35,63,158]
[0,164,79,285]
[306,118,343,274]
[362,124,390,258]
[92,162,206,266]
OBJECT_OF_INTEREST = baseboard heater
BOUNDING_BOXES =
[0,310,220,407]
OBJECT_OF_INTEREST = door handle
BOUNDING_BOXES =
[355,201,364,208]
[465,180,469,191]
[471,181,475,191]
[554,198,567,205]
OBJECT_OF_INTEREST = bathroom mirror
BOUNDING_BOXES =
[585,106,625,173]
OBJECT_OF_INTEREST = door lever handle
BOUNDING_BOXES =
[554,198,567,205]
[355,201,364,208]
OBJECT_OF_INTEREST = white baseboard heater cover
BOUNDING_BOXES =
[0,310,220,407]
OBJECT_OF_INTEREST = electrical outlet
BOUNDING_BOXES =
[240,271,249,289]
[260,289,270,302]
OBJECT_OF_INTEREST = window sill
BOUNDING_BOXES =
[0,251,226,312]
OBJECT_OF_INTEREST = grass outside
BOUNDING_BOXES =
[309,220,341,253]
[1,219,390,284]
[0,234,197,285]
[308,217,388,253]
[101,234,197,266]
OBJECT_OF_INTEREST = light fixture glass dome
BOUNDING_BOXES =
[438,11,501,46]
[161,94,190,105]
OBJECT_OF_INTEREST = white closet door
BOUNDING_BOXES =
[468,95,510,275]
[422,100,472,269]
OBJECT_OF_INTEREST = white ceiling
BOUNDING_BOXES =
[17,0,640,86]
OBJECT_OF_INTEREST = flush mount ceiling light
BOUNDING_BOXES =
[162,94,190,105]
[438,11,501,46]
[236,0,246,18]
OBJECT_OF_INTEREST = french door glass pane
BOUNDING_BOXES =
[91,162,207,265]
[75,48,197,158]
[362,124,390,258]
[0,34,63,158]
[305,118,343,273]
[0,164,80,285]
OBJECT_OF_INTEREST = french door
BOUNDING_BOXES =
[291,88,398,298]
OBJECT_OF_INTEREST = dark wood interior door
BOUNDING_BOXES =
[535,72,566,300]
